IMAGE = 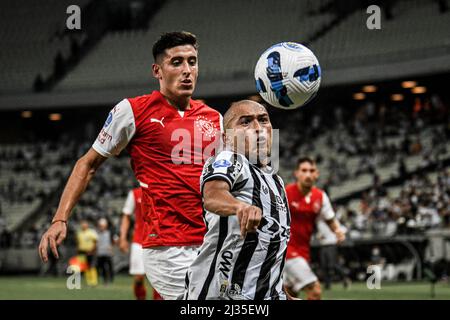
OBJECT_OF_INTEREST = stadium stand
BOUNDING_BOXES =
[55,0,335,91]
[51,0,450,92]
[0,0,90,94]
[0,142,134,234]
[310,0,450,68]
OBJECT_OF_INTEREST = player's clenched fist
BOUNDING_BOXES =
[236,204,262,238]
[119,238,130,253]
[38,221,67,263]
[335,228,346,243]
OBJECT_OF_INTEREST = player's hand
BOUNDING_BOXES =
[335,228,346,243]
[236,204,262,238]
[38,221,67,263]
[119,238,129,253]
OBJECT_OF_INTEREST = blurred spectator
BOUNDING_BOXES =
[96,218,116,285]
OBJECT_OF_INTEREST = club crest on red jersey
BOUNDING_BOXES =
[313,200,321,213]
[195,115,217,138]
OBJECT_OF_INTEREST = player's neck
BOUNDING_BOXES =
[297,183,311,196]
[161,91,191,111]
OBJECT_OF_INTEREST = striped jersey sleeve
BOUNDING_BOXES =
[201,151,246,192]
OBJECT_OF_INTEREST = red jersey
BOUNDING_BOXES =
[93,91,222,248]
[285,184,335,262]
[122,188,144,244]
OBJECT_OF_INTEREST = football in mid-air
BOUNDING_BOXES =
[255,42,321,110]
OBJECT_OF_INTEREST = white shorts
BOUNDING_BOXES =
[143,245,199,300]
[283,257,318,292]
[129,242,145,275]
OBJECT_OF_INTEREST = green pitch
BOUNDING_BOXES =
[0,275,449,300]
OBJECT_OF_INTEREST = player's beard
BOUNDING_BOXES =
[301,179,314,190]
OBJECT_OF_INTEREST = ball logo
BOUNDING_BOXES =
[282,42,304,51]
[213,159,232,169]
[195,115,217,138]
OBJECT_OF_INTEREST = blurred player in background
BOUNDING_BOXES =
[96,218,115,286]
[284,157,345,300]
[76,220,98,287]
[119,187,162,300]
[39,31,222,300]
[316,218,351,290]
[185,100,291,300]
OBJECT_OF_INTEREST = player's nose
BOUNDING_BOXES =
[181,61,192,75]
[250,119,262,131]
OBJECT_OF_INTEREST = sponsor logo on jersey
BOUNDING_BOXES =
[213,159,232,169]
[258,215,290,240]
[97,128,112,144]
[218,250,233,278]
[150,117,165,128]
[219,280,228,298]
[104,112,113,128]
[195,115,217,138]
[227,283,244,300]
[230,161,242,180]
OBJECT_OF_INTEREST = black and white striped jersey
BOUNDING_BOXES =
[185,150,291,300]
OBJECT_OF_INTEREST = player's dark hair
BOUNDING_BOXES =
[152,31,198,62]
[296,156,315,168]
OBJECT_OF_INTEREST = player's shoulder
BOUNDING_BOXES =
[192,100,221,117]
[204,150,247,171]
[126,91,164,114]
[312,186,326,198]
[215,150,247,164]
[133,187,141,193]
[285,182,297,192]
[133,187,142,198]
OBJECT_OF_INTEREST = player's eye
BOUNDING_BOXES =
[259,116,269,123]
[240,118,251,125]
[172,59,181,66]
[188,58,197,66]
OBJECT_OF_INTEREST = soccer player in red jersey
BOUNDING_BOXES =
[38,32,222,299]
[119,187,162,300]
[284,157,345,300]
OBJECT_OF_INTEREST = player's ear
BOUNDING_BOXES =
[152,63,162,80]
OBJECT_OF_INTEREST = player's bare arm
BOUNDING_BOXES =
[38,148,107,262]
[203,179,262,238]
[326,218,346,243]
[119,214,131,253]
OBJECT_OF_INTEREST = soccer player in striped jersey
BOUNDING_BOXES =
[283,157,345,300]
[185,100,291,300]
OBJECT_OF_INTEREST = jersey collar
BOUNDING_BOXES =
[153,90,199,114]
